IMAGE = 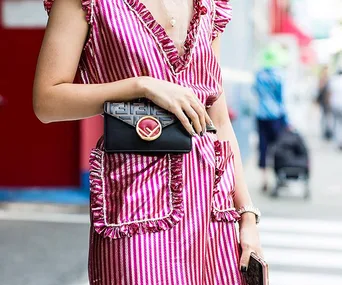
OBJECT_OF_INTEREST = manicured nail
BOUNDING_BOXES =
[191,130,196,136]
[200,131,203,137]
[241,266,247,272]
[209,120,214,126]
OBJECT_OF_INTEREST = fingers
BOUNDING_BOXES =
[240,248,252,272]
[205,112,213,127]
[186,104,204,135]
[173,108,196,136]
[193,96,213,127]
[240,247,264,273]
[190,95,214,135]
[171,90,212,136]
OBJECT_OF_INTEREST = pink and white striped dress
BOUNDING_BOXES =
[44,0,246,284]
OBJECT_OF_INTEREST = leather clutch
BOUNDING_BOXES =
[244,253,269,285]
[103,100,192,153]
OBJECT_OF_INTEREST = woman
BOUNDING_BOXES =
[33,0,262,284]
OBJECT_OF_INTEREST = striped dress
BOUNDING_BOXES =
[44,0,245,284]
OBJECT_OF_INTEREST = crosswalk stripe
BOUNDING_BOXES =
[261,232,342,251]
[264,248,342,269]
[0,210,89,224]
[257,217,342,285]
[259,217,342,235]
[270,271,342,285]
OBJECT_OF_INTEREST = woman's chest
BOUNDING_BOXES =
[90,0,217,76]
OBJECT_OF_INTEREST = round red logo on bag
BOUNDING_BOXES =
[136,116,162,141]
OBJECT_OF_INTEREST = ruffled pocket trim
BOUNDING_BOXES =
[211,140,240,223]
[89,149,184,239]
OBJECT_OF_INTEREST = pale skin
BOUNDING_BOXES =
[33,0,262,271]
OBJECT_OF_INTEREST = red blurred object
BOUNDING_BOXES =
[279,14,312,47]
[270,0,314,64]
[271,0,312,46]
[0,19,79,187]
[228,107,237,121]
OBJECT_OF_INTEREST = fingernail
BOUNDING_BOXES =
[191,131,196,136]
[241,266,247,272]
[200,131,203,137]
[209,120,214,126]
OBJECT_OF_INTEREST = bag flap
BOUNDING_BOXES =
[104,101,176,128]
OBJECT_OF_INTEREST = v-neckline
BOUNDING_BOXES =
[124,0,206,74]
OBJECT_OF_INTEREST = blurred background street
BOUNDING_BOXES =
[1,0,342,284]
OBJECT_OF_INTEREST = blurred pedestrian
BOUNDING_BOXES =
[254,46,289,192]
[316,65,333,140]
[33,0,263,284]
[329,69,342,150]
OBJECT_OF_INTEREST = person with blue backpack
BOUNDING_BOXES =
[253,45,289,192]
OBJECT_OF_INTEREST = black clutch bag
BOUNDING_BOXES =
[103,100,192,153]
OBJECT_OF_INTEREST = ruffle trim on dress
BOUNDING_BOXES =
[211,208,241,222]
[211,140,240,223]
[43,0,93,24]
[124,0,205,74]
[89,148,184,239]
[212,0,232,40]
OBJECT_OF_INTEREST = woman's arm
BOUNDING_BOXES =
[33,0,210,134]
[209,36,254,217]
[208,94,254,216]
[33,0,146,123]
[208,35,262,270]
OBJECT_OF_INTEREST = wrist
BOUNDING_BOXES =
[237,205,261,225]
[239,212,257,227]
[136,76,152,100]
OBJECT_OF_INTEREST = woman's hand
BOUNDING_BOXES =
[239,214,263,272]
[138,77,212,136]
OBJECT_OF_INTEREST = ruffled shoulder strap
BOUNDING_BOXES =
[212,0,232,40]
[43,0,94,24]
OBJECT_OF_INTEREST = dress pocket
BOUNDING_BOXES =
[89,149,184,239]
[211,140,240,223]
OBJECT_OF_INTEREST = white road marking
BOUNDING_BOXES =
[264,248,342,270]
[259,217,342,235]
[261,232,342,250]
[0,210,89,224]
[270,271,342,285]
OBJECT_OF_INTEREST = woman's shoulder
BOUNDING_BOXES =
[43,0,93,24]
[209,0,233,40]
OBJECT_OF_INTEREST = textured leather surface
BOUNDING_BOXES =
[104,101,176,128]
[104,101,192,153]
[244,255,265,285]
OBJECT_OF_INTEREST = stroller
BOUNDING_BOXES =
[270,129,310,199]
